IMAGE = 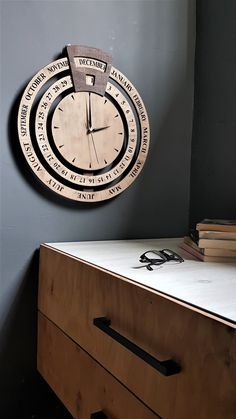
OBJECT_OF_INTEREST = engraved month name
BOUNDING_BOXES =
[17,46,150,202]
[74,57,106,72]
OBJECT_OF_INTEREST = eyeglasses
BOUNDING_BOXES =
[139,249,184,271]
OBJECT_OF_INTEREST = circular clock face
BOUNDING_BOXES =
[17,46,150,202]
[52,91,124,171]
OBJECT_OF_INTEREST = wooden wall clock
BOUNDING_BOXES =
[18,45,150,202]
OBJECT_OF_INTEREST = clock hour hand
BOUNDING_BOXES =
[92,125,110,133]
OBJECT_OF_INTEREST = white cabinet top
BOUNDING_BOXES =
[45,238,236,327]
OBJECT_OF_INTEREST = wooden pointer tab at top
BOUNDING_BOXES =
[67,45,113,95]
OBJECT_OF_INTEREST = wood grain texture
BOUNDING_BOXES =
[18,56,150,202]
[38,313,160,419]
[52,91,124,171]
[35,78,137,187]
[46,238,236,323]
[67,45,112,95]
[38,245,236,419]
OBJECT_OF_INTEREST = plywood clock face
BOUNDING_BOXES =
[18,45,150,202]
[52,91,124,171]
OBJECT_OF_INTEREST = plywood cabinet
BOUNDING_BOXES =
[37,239,236,419]
[38,313,160,419]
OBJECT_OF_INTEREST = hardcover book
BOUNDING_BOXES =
[199,230,236,240]
[180,237,236,262]
[198,238,236,251]
[196,219,236,233]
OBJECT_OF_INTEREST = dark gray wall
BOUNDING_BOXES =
[0,1,195,417]
[190,0,236,226]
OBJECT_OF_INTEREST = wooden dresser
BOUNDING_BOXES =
[37,239,236,419]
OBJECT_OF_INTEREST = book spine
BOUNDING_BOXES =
[198,238,236,250]
[180,242,236,262]
[196,224,236,233]
[203,256,236,263]
[204,248,236,257]
[199,231,236,240]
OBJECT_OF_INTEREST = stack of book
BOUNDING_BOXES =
[180,219,236,262]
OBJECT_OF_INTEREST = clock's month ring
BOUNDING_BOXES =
[18,58,150,202]
[35,77,138,186]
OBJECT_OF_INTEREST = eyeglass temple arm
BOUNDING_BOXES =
[160,249,184,261]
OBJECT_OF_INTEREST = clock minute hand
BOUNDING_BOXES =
[92,125,110,133]
[88,92,93,131]
[86,101,90,131]
[90,132,99,164]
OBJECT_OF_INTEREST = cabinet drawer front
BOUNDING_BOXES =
[38,313,159,419]
[38,246,236,419]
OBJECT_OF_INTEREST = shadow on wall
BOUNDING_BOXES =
[0,250,73,419]
[122,79,193,240]
[9,81,101,211]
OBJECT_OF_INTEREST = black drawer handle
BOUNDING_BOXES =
[91,412,107,419]
[93,317,181,377]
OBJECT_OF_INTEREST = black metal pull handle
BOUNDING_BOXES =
[93,317,181,376]
[91,412,107,419]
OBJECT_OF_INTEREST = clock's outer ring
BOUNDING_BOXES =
[18,58,150,202]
